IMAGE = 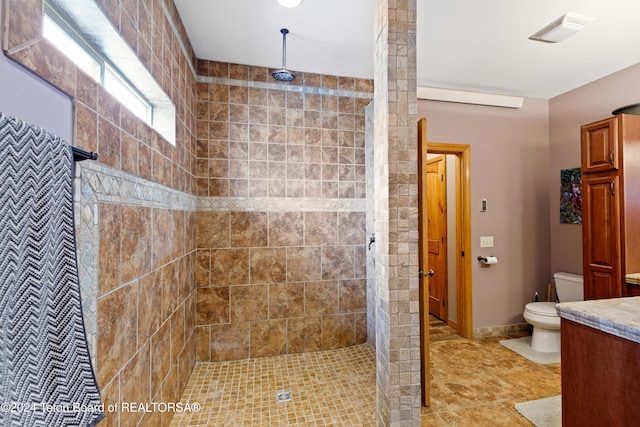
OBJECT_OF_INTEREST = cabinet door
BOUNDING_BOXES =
[581,117,619,173]
[582,174,622,299]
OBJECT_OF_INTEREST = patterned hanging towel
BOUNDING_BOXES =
[0,112,104,426]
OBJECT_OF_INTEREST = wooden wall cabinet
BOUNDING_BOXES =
[581,114,640,299]
[582,117,619,173]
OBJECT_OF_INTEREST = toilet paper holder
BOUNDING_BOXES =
[477,256,499,265]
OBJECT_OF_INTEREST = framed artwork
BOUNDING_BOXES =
[560,167,582,224]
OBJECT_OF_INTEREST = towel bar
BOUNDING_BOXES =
[72,147,98,162]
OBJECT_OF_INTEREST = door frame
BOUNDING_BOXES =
[425,141,472,339]
[418,118,473,405]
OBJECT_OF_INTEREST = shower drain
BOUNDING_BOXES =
[276,391,292,402]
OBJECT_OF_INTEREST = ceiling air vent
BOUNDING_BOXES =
[529,13,595,43]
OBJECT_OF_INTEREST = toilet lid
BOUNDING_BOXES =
[525,302,558,317]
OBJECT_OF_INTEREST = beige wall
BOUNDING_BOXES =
[549,63,640,276]
[413,64,640,330]
[418,98,551,329]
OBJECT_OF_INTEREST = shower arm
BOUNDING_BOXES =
[281,28,289,69]
[272,28,295,81]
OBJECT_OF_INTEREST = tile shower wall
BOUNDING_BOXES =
[93,183,198,427]
[374,0,421,425]
[193,61,372,199]
[365,102,377,349]
[194,60,374,361]
[3,0,199,425]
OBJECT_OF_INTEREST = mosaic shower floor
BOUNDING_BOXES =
[169,345,376,427]
[170,322,560,426]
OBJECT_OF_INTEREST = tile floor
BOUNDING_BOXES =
[170,317,561,426]
[169,345,376,426]
[423,327,561,425]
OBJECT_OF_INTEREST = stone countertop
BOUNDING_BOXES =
[556,297,640,344]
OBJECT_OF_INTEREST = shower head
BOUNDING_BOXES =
[272,28,295,82]
[272,68,295,82]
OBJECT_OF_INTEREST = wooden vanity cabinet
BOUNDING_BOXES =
[561,318,640,426]
[581,114,640,300]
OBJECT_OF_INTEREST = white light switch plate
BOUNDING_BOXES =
[480,236,494,248]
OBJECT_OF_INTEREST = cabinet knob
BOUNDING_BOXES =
[611,180,615,196]
[610,150,615,165]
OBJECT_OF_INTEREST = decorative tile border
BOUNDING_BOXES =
[197,75,375,99]
[198,196,365,212]
[76,161,197,210]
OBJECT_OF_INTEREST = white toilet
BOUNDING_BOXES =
[523,272,583,353]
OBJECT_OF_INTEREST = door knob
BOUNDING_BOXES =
[427,269,435,277]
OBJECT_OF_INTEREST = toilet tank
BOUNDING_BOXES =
[554,272,583,302]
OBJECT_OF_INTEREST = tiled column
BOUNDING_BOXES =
[373,0,421,425]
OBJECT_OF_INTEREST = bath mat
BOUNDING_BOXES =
[515,395,561,427]
[499,336,560,364]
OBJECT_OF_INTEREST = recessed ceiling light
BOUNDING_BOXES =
[277,0,303,8]
[529,13,595,43]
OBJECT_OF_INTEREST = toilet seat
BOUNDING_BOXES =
[524,302,558,317]
[523,302,561,353]
[522,273,584,353]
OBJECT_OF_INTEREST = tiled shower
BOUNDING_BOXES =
[2,0,420,424]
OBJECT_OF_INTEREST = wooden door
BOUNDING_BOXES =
[582,174,622,299]
[417,118,430,406]
[426,156,448,321]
